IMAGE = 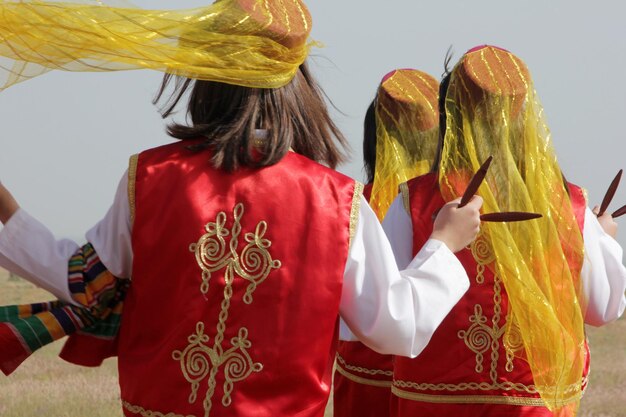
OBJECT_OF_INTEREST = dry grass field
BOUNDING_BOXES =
[0,269,121,417]
[0,268,624,416]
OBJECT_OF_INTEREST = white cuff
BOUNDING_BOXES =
[0,208,80,305]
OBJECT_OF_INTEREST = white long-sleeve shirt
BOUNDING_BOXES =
[0,171,470,358]
[382,195,626,326]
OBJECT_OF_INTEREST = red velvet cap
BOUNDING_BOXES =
[378,69,439,132]
[453,45,530,115]
[233,0,312,48]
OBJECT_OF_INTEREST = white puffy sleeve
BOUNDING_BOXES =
[339,195,469,358]
[0,171,133,305]
[581,207,626,326]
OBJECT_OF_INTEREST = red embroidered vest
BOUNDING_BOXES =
[334,183,394,417]
[391,173,589,417]
[118,142,361,417]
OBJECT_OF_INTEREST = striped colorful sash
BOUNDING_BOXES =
[0,243,128,375]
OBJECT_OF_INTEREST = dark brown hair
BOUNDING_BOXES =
[431,71,452,172]
[362,99,377,184]
[154,62,348,171]
[432,49,455,172]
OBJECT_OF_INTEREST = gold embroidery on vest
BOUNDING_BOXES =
[175,203,281,417]
[503,314,524,372]
[458,232,519,383]
[172,323,263,414]
[470,233,495,284]
[457,304,499,373]
[459,232,512,379]
[336,353,393,377]
[189,203,281,300]
[396,230,586,403]
[122,400,195,417]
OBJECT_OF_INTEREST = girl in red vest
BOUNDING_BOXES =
[334,68,441,417]
[0,2,483,416]
[384,45,626,417]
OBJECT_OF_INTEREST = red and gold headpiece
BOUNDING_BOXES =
[453,45,529,116]
[0,0,313,90]
[370,69,440,220]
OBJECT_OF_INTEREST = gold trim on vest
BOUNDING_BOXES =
[392,384,584,407]
[399,182,411,215]
[128,154,139,228]
[122,400,195,417]
[335,363,393,388]
[391,387,549,406]
[349,182,364,247]
[336,353,393,377]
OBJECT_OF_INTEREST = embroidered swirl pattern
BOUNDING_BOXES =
[457,305,499,373]
[394,229,584,401]
[173,203,280,417]
[503,314,524,372]
[189,203,280,300]
[470,233,495,284]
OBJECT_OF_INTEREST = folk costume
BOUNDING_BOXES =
[0,2,473,417]
[383,45,626,417]
[333,69,440,417]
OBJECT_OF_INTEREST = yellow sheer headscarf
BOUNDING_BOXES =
[370,69,439,220]
[440,45,586,416]
[0,0,312,90]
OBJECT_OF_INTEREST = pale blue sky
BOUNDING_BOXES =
[0,0,625,245]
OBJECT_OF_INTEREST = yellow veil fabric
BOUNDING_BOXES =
[0,0,312,90]
[440,46,586,415]
[370,69,439,220]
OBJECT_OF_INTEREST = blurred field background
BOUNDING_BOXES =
[0,268,624,417]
